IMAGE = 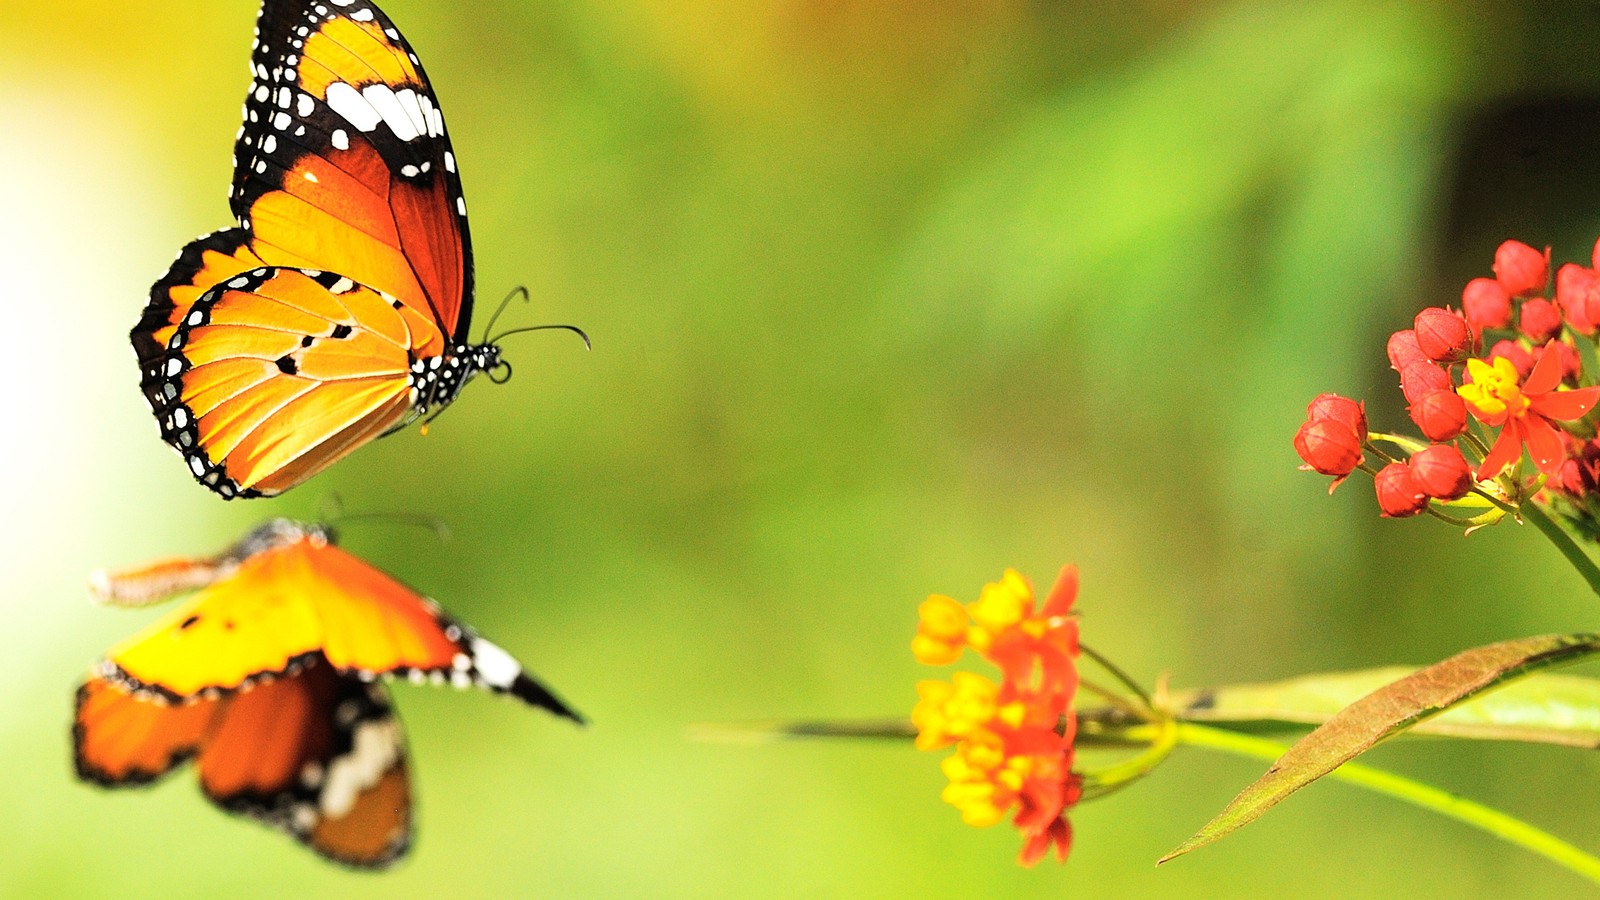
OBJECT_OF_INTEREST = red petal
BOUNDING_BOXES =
[1524,416,1569,476]
[1042,565,1078,618]
[1530,385,1600,421]
[1477,419,1525,480]
[1524,341,1564,395]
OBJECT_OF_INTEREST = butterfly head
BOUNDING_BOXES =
[229,518,333,563]
[409,343,506,421]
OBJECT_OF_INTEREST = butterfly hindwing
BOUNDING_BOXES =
[73,677,213,786]
[198,661,411,868]
[75,663,411,869]
[135,229,267,372]
[143,266,436,497]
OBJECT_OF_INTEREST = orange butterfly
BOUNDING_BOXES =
[132,0,581,499]
[74,518,583,868]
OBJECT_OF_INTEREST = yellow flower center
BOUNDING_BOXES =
[1458,356,1530,418]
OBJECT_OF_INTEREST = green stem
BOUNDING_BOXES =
[1368,432,1430,456]
[1080,642,1153,709]
[1172,722,1600,885]
[1520,502,1600,600]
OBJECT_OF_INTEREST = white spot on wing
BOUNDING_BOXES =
[469,637,521,689]
[361,84,421,141]
[393,88,428,137]
[320,718,400,818]
[325,82,381,132]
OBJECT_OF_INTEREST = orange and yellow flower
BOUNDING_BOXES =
[1458,342,1600,480]
[912,566,1082,866]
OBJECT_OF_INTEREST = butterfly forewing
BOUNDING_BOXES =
[231,0,473,337]
[99,525,583,724]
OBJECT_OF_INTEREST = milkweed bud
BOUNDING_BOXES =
[1462,277,1512,330]
[1295,419,1363,477]
[1306,393,1366,437]
[1409,444,1472,501]
[1374,463,1428,518]
[1494,240,1548,297]
[1556,263,1600,335]
[1398,360,1450,405]
[1519,298,1562,344]
[1387,329,1428,370]
[1409,390,1467,442]
[1413,307,1473,363]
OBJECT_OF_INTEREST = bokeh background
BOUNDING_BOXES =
[6,0,1600,896]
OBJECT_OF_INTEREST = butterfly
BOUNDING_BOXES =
[131,0,580,499]
[74,517,583,868]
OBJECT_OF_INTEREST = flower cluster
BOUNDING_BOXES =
[912,566,1082,866]
[1296,239,1600,522]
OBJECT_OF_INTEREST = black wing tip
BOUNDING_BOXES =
[511,673,587,726]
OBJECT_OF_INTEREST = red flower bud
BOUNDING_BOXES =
[1374,462,1428,517]
[1409,444,1472,500]
[1409,389,1468,442]
[1386,330,1428,370]
[1592,236,1600,271]
[1398,360,1450,404]
[1461,277,1512,330]
[1558,438,1600,497]
[1559,458,1590,497]
[1306,393,1366,436]
[1295,419,1363,477]
[1556,263,1600,335]
[1487,340,1534,379]
[1519,297,1562,343]
[1413,307,1474,362]
[1494,239,1548,296]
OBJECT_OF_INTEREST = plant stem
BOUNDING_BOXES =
[1080,642,1153,709]
[1172,722,1600,885]
[1520,501,1600,600]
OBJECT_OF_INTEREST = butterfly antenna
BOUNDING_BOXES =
[325,510,452,543]
[480,286,530,345]
[489,323,592,350]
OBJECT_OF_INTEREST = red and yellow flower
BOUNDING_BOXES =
[1458,342,1600,480]
[912,566,1082,866]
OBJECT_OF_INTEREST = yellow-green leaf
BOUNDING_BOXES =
[1159,632,1600,865]
[1170,665,1600,747]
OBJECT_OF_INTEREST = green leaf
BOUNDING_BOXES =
[1159,632,1600,865]
[1170,665,1600,748]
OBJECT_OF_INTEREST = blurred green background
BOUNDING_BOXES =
[6,0,1600,895]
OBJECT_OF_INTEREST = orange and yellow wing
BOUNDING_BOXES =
[140,266,438,498]
[232,1,473,335]
[75,663,411,869]
[101,536,582,723]
[131,0,478,498]
[73,676,214,785]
